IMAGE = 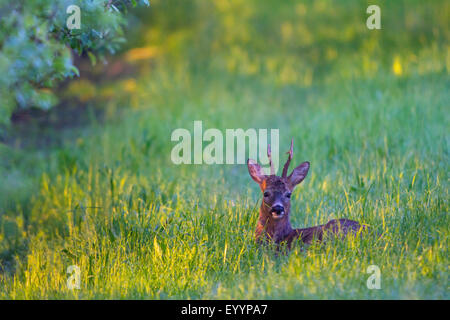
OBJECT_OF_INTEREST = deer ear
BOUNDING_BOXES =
[287,161,310,190]
[247,159,265,185]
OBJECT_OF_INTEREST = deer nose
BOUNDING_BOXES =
[271,205,284,215]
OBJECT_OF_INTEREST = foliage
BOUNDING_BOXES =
[0,0,149,124]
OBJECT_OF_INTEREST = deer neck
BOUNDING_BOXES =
[257,204,293,242]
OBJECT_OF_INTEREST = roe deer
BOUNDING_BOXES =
[247,139,367,249]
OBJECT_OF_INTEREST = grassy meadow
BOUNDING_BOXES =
[0,0,448,299]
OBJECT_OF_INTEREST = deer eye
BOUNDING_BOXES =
[286,193,292,198]
[263,191,270,197]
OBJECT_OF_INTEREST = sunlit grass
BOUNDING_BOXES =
[0,0,448,299]
[1,70,447,299]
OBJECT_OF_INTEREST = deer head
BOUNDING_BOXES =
[247,139,310,241]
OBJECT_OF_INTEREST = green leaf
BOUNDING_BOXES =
[70,66,80,77]
[87,51,97,66]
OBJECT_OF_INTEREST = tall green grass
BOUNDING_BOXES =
[0,0,448,299]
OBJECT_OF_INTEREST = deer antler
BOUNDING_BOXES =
[267,144,275,175]
[281,138,293,178]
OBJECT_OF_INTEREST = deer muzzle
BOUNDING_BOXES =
[271,205,285,219]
